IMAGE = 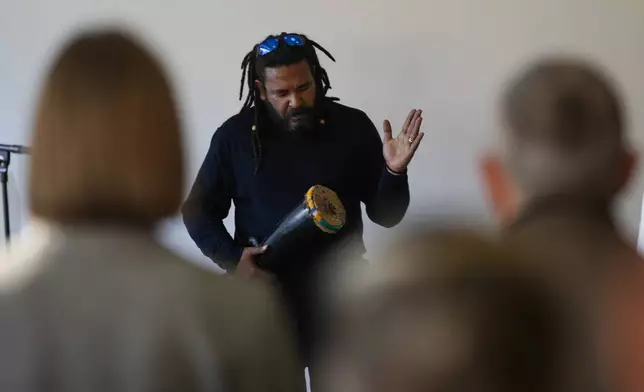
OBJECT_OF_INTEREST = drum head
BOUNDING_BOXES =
[306,185,347,234]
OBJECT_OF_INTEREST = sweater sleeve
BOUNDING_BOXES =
[359,112,411,228]
[182,130,243,270]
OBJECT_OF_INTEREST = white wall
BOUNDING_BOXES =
[2,0,644,267]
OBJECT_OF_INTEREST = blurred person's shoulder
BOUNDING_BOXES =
[145,244,286,328]
[0,218,64,295]
[155,254,302,391]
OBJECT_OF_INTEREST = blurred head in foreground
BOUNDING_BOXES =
[481,58,633,225]
[325,229,600,392]
[29,30,182,228]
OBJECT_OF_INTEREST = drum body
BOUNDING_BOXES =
[257,185,346,271]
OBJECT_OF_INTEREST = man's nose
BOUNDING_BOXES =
[289,92,303,109]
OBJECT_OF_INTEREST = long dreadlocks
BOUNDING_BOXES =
[239,33,337,174]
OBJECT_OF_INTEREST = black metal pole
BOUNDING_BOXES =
[0,150,10,245]
[1,175,8,244]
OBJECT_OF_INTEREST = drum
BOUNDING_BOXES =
[256,185,347,270]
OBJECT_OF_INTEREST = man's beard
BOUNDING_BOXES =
[264,102,318,133]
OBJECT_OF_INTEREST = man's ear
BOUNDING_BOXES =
[255,80,267,101]
[480,154,520,225]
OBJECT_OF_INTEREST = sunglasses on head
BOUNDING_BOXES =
[257,34,306,56]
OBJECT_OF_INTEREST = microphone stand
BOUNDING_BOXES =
[0,150,10,244]
[0,144,29,246]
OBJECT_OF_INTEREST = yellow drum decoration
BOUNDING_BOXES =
[305,185,347,234]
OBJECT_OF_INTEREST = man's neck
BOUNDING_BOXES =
[511,193,614,230]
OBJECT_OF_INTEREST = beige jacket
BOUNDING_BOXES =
[0,221,304,392]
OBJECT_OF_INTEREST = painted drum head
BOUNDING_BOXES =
[305,185,347,234]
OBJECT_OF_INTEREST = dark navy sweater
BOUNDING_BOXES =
[182,101,410,272]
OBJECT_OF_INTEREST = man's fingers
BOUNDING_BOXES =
[383,120,393,142]
[405,109,423,135]
[246,246,268,255]
[402,109,417,133]
[409,132,425,154]
[407,116,423,140]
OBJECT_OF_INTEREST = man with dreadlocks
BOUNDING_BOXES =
[182,32,424,380]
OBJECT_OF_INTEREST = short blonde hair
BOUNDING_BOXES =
[29,30,182,226]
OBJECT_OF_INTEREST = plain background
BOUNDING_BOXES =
[2,0,644,269]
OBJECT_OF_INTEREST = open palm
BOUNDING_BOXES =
[383,109,425,173]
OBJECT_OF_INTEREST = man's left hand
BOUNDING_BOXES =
[382,109,425,174]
